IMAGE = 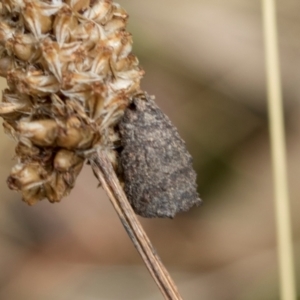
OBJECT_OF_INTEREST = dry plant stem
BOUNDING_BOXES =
[89,150,183,300]
[262,1,296,299]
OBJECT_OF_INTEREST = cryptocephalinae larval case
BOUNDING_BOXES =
[118,93,201,218]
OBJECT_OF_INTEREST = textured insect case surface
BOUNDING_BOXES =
[119,94,201,218]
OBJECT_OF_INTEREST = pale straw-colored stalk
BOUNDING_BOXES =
[262,1,296,299]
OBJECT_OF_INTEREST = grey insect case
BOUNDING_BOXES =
[118,93,201,218]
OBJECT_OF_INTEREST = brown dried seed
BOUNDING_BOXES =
[0,56,13,77]
[56,117,94,149]
[50,94,66,116]
[0,101,26,116]
[83,0,112,23]
[113,54,139,72]
[0,90,31,118]
[3,121,18,139]
[90,46,111,75]
[62,161,83,187]
[7,69,60,96]
[23,0,62,36]
[6,33,36,61]
[104,17,126,33]
[0,21,14,45]
[99,95,127,129]
[41,39,63,80]
[54,149,84,172]
[71,21,102,47]
[15,142,40,160]
[68,0,90,13]
[15,143,53,164]
[44,173,68,203]
[18,119,58,147]
[60,81,91,102]
[25,74,60,96]
[53,6,77,45]
[8,162,47,191]
[22,186,46,206]
[112,3,128,19]
[23,1,52,36]
[86,91,105,120]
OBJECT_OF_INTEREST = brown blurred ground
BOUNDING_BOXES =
[0,0,299,299]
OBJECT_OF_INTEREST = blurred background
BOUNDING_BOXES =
[0,0,299,299]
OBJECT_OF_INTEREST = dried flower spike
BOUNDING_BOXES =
[0,0,143,204]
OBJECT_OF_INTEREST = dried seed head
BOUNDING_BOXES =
[0,0,143,204]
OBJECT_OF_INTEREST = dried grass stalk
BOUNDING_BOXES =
[262,0,296,299]
[89,149,183,300]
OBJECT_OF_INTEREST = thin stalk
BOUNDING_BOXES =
[262,1,296,299]
[89,149,183,300]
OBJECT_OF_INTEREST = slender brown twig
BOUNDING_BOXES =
[89,149,183,300]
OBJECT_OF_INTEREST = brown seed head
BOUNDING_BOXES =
[0,0,143,204]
